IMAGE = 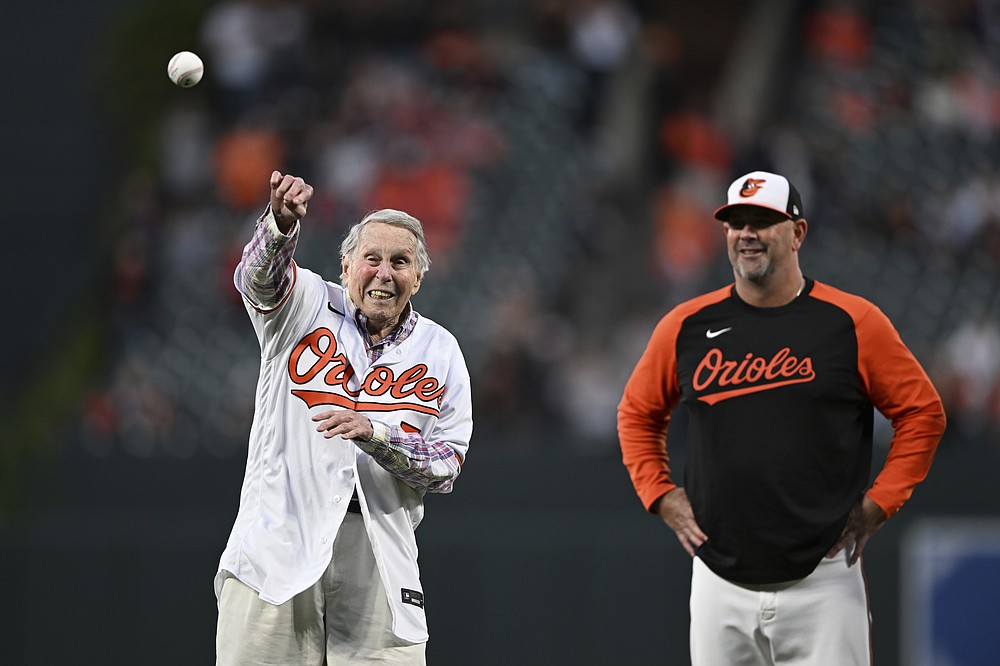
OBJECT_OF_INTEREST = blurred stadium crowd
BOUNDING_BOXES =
[79,0,1000,463]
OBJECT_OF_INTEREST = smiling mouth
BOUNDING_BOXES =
[368,289,395,300]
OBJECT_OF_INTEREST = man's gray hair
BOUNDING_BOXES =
[339,209,432,285]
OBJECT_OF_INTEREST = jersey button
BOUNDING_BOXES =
[334,495,342,503]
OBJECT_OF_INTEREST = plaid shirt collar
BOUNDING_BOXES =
[353,301,419,362]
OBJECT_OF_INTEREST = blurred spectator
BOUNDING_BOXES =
[213,124,287,210]
[518,1,593,120]
[935,312,1000,441]
[932,172,997,260]
[648,176,723,301]
[568,0,640,74]
[313,126,380,216]
[473,269,566,444]
[566,0,641,128]
[951,59,1000,137]
[200,0,307,117]
[158,101,215,200]
[366,144,471,264]
[553,345,621,449]
[658,103,732,174]
[804,0,872,69]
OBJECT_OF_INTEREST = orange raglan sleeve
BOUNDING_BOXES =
[617,310,685,513]
[854,303,947,517]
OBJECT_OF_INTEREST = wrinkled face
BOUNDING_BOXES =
[723,207,799,283]
[342,222,422,334]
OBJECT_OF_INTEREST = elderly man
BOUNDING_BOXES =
[215,171,473,665]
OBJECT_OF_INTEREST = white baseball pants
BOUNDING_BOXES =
[215,513,426,666]
[690,552,872,665]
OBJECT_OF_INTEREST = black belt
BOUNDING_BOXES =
[347,491,362,514]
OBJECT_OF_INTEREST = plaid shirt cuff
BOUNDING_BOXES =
[354,421,462,493]
[236,206,298,308]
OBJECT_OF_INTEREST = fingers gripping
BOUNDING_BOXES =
[270,171,314,230]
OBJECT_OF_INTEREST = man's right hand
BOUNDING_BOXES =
[270,171,314,233]
[656,487,709,557]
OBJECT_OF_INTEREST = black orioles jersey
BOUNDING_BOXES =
[618,278,946,584]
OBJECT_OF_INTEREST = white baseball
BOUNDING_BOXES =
[167,51,204,88]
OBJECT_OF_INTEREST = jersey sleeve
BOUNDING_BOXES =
[617,311,684,512]
[855,304,947,517]
[234,208,326,358]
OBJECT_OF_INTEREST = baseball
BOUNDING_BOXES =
[167,51,204,88]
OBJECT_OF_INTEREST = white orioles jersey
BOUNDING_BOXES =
[216,260,473,643]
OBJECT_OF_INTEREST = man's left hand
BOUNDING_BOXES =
[312,409,374,441]
[826,495,887,566]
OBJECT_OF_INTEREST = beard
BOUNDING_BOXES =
[730,246,773,283]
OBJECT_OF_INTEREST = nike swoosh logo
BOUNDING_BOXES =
[706,327,732,339]
[328,302,344,315]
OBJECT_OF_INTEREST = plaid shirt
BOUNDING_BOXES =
[355,305,417,363]
[237,210,461,492]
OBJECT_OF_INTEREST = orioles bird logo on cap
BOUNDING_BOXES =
[740,178,766,198]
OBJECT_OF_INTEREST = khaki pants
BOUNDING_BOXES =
[216,513,426,665]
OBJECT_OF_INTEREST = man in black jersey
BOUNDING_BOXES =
[618,171,946,665]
